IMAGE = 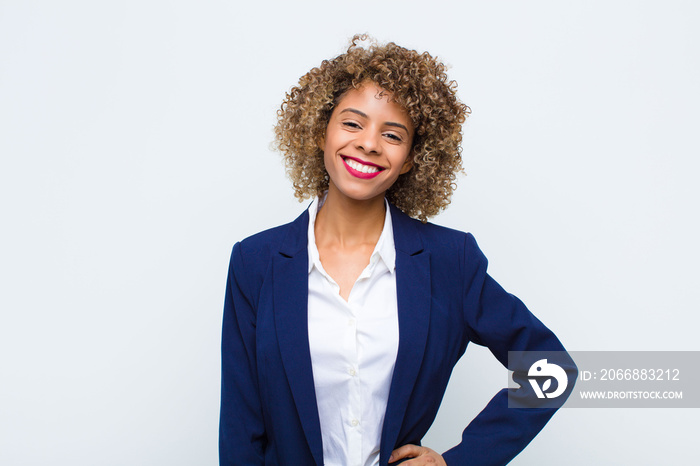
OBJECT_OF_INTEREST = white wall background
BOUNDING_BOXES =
[1,1,698,464]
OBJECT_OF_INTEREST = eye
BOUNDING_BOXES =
[384,132,403,142]
[342,121,361,129]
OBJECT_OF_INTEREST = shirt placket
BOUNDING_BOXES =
[342,279,362,466]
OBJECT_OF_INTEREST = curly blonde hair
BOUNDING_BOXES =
[274,34,470,222]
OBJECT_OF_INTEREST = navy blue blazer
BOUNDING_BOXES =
[220,203,572,465]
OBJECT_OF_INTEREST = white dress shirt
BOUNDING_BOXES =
[307,195,400,466]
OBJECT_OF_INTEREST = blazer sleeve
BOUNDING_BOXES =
[441,233,576,466]
[219,242,266,465]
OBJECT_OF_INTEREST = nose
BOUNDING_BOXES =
[355,128,381,154]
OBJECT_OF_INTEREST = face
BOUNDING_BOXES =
[321,82,414,203]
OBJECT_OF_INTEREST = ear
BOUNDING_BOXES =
[316,134,325,152]
[399,152,413,175]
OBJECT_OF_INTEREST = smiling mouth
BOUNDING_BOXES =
[342,156,383,174]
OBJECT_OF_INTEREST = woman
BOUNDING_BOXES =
[220,35,574,466]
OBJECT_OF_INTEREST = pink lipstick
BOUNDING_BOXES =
[341,156,384,179]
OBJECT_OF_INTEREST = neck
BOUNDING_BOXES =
[315,186,386,247]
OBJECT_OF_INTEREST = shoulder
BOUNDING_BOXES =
[419,220,475,249]
[230,208,309,276]
[237,222,294,259]
[391,206,489,289]
[393,206,485,263]
[397,213,490,302]
[423,221,487,277]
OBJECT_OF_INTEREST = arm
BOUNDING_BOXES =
[219,242,266,465]
[441,234,576,465]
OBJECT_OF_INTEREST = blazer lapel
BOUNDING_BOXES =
[272,209,324,466]
[380,204,432,464]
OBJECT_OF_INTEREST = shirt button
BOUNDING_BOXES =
[347,319,355,326]
[351,419,359,427]
[348,368,356,376]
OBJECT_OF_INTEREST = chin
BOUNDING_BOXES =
[337,187,384,203]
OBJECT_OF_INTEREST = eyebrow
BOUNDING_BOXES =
[339,108,409,133]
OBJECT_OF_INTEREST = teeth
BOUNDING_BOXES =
[345,158,380,174]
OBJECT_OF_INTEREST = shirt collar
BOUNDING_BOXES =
[307,193,396,275]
